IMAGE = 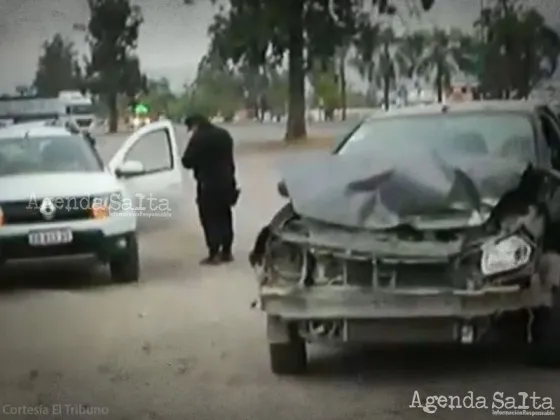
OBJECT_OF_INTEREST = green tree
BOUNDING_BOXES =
[353,22,409,110]
[309,61,340,120]
[476,0,560,98]
[266,68,288,120]
[190,53,242,120]
[139,77,176,115]
[207,0,436,141]
[84,0,147,133]
[350,16,381,106]
[415,28,476,102]
[33,34,83,96]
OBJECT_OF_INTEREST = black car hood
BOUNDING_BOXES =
[279,152,529,230]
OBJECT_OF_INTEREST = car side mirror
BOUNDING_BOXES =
[115,160,145,178]
[277,180,289,198]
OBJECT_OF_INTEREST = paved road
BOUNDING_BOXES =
[0,123,558,419]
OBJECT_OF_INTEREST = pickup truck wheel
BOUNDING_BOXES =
[530,287,560,367]
[109,234,140,283]
[269,340,307,375]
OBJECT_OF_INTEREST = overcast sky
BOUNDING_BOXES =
[0,0,558,94]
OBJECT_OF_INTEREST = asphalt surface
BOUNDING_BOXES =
[0,121,559,419]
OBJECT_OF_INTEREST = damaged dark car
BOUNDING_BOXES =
[250,101,560,375]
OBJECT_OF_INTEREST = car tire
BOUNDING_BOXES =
[109,234,140,283]
[530,287,560,367]
[269,340,307,375]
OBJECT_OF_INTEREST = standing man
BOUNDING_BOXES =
[182,114,239,265]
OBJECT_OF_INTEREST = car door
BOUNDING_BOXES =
[108,119,183,233]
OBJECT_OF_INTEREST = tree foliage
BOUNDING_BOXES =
[476,0,560,98]
[33,34,83,96]
[207,0,437,140]
[416,29,477,102]
[84,0,147,132]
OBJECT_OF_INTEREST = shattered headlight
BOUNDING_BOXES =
[266,239,307,283]
[480,235,532,276]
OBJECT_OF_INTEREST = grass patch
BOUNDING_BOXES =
[235,135,335,154]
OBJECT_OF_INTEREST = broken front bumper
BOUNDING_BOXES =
[261,284,551,344]
[260,284,549,319]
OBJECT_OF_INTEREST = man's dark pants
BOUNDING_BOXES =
[197,189,234,257]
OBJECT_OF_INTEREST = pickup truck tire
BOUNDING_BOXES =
[530,287,560,367]
[109,234,140,283]
[269,340,307,375]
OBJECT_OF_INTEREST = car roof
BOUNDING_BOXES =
[0,124,73,141]
[365,100,549,121]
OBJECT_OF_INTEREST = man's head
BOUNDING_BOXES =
[184,114,209,132]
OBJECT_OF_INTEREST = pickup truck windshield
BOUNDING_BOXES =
[66,104,93,115]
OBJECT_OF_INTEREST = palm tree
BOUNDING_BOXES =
[352,21,409,110]
[474,1,560,99]
[399,31,428,78]
[351,19,380,106]
[415,28,476,103]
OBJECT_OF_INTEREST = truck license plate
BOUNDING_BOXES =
[28,229,73,246]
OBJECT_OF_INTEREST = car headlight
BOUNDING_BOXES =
[266,238,307,283]
[480,235,532,276]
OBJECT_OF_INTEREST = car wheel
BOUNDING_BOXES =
[109,234,140,283]
[530,287,560,367]
[269,340,307,375]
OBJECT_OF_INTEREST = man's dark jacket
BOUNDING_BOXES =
[181,123,238,203]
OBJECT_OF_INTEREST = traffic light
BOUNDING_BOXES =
[134,103,149,114]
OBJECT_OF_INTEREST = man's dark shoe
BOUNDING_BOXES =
[220,252,234,263]
[200,255,221,265]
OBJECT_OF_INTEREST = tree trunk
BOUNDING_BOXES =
[339,53,347,121]
[107,92,118,133]
[436,63,443,103]
[382,43,390,111]
[285,0,306,141]
[383,73,390,111]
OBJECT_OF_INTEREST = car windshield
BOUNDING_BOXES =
[337,112,536,162]
[66,104,93,115]
[0,135,103,176]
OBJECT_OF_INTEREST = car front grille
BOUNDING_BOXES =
[337,260,451,288]
[1,196,93,224]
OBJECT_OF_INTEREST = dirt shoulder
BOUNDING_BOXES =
[235,136,335,154]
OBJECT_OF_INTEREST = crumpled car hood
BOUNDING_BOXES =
[280,152,529,230]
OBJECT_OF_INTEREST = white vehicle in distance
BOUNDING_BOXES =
[59,90,96,132]
[0,119,183,282]
[130,115,151,130]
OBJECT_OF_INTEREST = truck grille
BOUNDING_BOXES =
[76,119,92,128]
[1,196,92,224]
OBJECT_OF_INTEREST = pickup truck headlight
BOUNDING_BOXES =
[480,235,532,276]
